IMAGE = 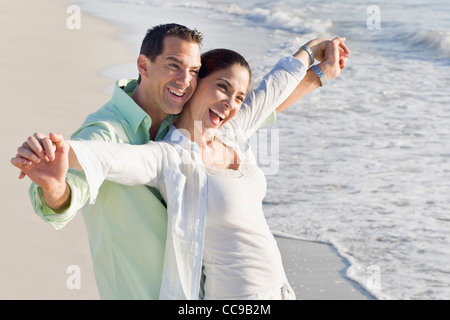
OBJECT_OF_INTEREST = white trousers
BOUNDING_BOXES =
[240,283,296,300]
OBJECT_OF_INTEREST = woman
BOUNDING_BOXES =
[13,40,349,299]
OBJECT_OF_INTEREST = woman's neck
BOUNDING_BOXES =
[175,107,240,170]
[175,106,216,149]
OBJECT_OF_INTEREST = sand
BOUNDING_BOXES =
[276,237,372,300]
[1,0,372,300]
[0,0,131,299]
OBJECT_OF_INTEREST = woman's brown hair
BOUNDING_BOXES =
[199,49,251,88]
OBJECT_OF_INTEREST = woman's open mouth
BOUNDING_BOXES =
[209,107,226,127]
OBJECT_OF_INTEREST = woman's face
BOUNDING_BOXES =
[187,64,250,132]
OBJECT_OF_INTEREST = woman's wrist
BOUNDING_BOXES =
[299,45,314,68]
[305,39,328,62]
[293,47,313,70]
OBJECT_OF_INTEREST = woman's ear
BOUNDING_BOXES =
[136,54,150,80]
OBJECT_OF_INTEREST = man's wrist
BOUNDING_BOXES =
[42,181,72,213]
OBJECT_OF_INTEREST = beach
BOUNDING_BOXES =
[0,0,373,300]
[0,0,131,299]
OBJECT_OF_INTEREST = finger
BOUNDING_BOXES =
[19,171,26,179]
[339,42,351,57]
[334,36,350,56]
[338,46,349,60]
[41,137,57,161]
[10,156,33,168]
[26,135,46,159]
[327,39,341,61]
[49,133,67,152]
[332,36,349,49]
[35,133,56,161]
[17,146,41,163]
[33,132,47,139]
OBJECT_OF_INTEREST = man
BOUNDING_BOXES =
[13,23,349,299]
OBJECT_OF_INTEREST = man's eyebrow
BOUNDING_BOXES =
[165,56,183,64]
[166,56,201,70]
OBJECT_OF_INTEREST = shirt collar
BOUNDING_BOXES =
[110,79,151,134]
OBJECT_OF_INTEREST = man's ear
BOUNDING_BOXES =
[137,54,150,80]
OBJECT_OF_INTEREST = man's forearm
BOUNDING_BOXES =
[42,182,71,213]
[276,69,320,113]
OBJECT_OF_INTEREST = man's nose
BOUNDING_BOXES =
[176,69,192,88]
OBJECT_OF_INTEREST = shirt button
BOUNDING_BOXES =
[144,118,149,123]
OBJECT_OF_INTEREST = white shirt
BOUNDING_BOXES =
[203,162,287,299]
[69,56,306,299]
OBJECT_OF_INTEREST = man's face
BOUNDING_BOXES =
[144,36,202,115]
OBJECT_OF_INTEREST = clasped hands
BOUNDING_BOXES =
[300,36,351,81]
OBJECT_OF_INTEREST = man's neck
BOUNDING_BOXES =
[131,85,167,141]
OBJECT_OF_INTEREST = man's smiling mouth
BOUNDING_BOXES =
[168,88,186,99]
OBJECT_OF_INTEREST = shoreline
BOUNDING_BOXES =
[275,235,374,300]
[3,0,372,300]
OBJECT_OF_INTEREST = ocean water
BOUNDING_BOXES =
[74,0,450,300]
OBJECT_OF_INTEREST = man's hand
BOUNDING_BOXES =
[11,133,72,212]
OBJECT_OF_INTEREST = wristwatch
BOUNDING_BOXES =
[300,45,314,68]
[311,64,327,86]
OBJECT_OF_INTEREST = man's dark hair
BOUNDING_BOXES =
[137,23,203,84]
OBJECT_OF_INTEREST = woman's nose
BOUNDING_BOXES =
[224,96,239,110]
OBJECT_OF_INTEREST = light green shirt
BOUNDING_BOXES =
[29,79,173,299]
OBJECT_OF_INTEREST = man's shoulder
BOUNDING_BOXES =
[71,102,130,142]
[84,102,124,125]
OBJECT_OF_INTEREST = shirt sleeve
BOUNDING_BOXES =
[27,122,123,230]
[233,56,306,140]
[68,140,165,204]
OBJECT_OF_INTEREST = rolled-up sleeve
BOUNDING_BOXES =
[28,169,90,230]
